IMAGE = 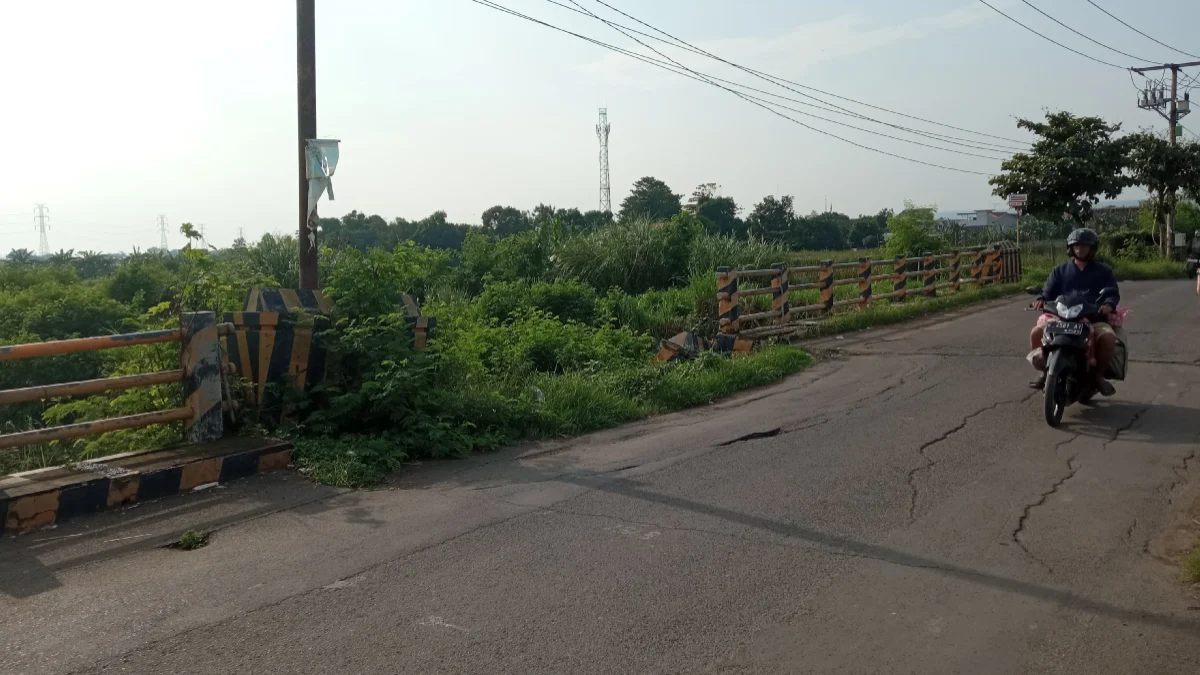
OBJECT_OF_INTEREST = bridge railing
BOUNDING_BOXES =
[0,312,234,453]
[717,243,1022,341]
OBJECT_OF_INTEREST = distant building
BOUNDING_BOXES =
[944,209,1018,231]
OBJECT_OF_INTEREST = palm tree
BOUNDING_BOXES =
[48,248,76,266]
[75,250,116,279]
[6,248,36,265]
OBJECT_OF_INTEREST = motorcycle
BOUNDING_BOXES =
[1187,256,1198,280]
[1025,285,1119,427]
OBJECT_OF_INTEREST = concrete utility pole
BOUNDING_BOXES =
[297,0,318,289]
[1133,60,1199,256]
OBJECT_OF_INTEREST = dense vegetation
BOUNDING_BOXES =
[1,164,1187,483]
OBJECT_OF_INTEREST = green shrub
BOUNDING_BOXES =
[553,215,698,294]
[478,279,599,324]
[324,242,452,317]
[884,202,946,257]
[686,234,789,279]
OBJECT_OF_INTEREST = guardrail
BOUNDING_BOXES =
[0,312,233,453]
[717,243,1021,340]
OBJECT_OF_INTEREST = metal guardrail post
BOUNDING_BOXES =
[950,251,961,293]
[923,252,936,297]
[971,250,985,284]
[181,312,224,444]
[892,256,907,303]
[818,260,834,313]
[858,257,872,308]
[716,267,740,335]
[771,263,790,326]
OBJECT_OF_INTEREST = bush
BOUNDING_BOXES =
[685,233,789,279]
[477,279,599,325]
[324,243,452,317]
[884,202,946,257]
[553,214,698,294]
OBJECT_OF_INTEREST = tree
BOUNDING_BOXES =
[581,209,614,230]
[989,112,1132,226]
[6,248,36,265]
[618,176,682,222]
[1126,134,1200,255]
[884,202,946,257]
[746,195,795,240]
[793,211,848,250]
[48,249,76,266]
[480,205,531,238]
[846,209,890,248]
[685,183,742,237]
[74,251,117,280]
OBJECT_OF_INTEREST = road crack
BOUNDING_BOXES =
[906,392,1036,523]
[1008,430,1083,573]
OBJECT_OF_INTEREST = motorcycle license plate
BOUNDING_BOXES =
[1047,321,1085,336]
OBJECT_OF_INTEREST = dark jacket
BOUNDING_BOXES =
[1041,260,1119,309]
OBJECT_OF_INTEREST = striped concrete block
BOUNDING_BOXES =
[0,437,292,535]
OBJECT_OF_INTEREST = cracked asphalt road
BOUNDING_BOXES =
[2,280,1199,674]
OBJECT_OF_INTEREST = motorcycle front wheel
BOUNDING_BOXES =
[1044,372,1065,427]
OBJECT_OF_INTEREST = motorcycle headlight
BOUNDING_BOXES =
[1056,301,1084,319]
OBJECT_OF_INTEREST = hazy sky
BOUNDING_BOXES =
[1,0,1197,253]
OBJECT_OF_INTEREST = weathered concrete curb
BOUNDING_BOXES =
[0,437,291,535]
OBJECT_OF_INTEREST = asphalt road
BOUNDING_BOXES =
[2,280,1199,674]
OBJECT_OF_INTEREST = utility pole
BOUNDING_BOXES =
[596,108,612,214]
[158,214,169,251]
[1133,60,1199,256]
[34,204,50,256]
[297,0,318,290]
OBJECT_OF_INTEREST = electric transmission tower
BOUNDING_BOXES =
[34,204,50,256]
[158,214,169,250]
[595,108,612,213]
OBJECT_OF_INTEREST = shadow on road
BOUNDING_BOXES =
[0,478,343,600]
[1068,401,1200,445]
[569,474,1200,633]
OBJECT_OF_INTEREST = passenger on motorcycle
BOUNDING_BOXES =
[1030,227,1119,396]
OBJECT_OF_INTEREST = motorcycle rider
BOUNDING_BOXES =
[1030,227,1119,396]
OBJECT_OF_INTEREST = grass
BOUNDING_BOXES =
[174,529,209,550]
[1183,543,1200,584]
[292,345,814,488]
[807,283,1024,338]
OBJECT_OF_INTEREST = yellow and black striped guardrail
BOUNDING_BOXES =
[718,242,1021,340]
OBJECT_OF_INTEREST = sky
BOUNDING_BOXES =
[1,0,1197,254]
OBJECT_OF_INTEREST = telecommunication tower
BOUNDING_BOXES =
[596,108,612,213]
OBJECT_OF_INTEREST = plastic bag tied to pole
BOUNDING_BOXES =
[305,140,340,246]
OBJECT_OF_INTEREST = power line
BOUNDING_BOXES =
[976,0,1126,70]
[472,0,999,174]
[1015,0,1160,64]
[566,0,1004,162]
[578,0,1024,154]
[545,0,1029,147]
[1084,0,1200,61]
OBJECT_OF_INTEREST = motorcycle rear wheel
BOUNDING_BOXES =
[1044,373,1065,427]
